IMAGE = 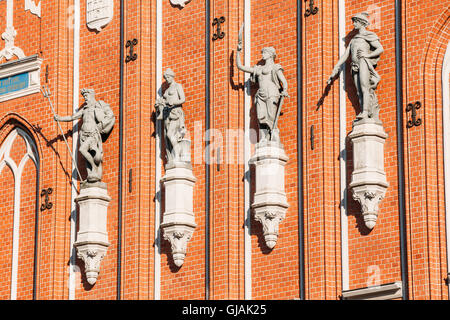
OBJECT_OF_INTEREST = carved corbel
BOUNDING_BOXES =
[162,225,195,267]
[349,122,389,230]
[75,244,108,285]
[352,187,386,230]
[169,0,191,8]
[254,209,286,249]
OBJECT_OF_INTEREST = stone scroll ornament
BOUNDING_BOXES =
[54,89,115,285]
[328,12,388,230]
[0,0,25,61]
[236,24,289,249]
[155,69,197,267]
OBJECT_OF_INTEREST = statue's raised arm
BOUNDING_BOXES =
[235,23,254,74]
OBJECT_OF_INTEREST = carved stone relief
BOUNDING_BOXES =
[169,0,191,8]
[86,0,114,32]
[0,0,25,61]
[25,0,41,18]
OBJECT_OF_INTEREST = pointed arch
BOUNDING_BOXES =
[417,6,450,300]
[0,127,40,300]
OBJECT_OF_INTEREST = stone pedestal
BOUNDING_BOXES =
[161,162,197,267]
[349,120,389,230]
[73,184,111,285]
[250,141,289,249]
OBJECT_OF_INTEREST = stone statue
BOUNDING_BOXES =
[328,12,384,122]
[236,26,288,143]
[54,88,115,184]
[155,68,190,165]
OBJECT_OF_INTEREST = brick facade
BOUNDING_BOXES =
[0,0,448,300]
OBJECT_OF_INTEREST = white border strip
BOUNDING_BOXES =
[154,0,162,301]
[442,40,450,299]
[338,0,349,292]
[69,0,80,301]
[243,0,252,300]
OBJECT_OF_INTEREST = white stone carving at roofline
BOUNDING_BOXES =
[0,0,25,61]
[86,0,114,32]
[25,0,41,18]
[170,0,191,8]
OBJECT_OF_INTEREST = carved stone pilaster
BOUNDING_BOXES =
[349,120,388,230]
[160,162,197,267]
[250,141,289,249]
[74,185,111,285]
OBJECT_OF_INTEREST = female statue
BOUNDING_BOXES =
[328,12,384,121]
[236,31,288,143]
[155,68,188,164]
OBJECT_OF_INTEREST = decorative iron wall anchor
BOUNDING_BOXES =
[128,168,132,193]
[406,101,422,128]
[310,125,315,150]
[305,0,319,17]
[212,17,225,41]
[40,188,53,211]
[125,39,138,63]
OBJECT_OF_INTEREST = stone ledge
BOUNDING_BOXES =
[341,282,403,300]
[0,54,42,103]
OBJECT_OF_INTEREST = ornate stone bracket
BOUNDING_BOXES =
[352,186,386,230]
[169,0,191,8]
[74,185,111,285]
[254,209,286,249]
[76,244,108,285]
[160,163,197,267]
[162,224,195,267]
[349,121,388,230]
[250,141,289,249]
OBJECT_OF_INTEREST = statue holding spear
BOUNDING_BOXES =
[235,23,289,143]
[51,88,115,185]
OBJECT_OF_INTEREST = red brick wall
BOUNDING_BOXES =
[250,0,301,300]
[75,0,120,300]
[300,0,343,300]
[159,0,207,300]
[0,0,448,300]
[343,0,403,291]
[403,3,450,299]
[0,165,14,299]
